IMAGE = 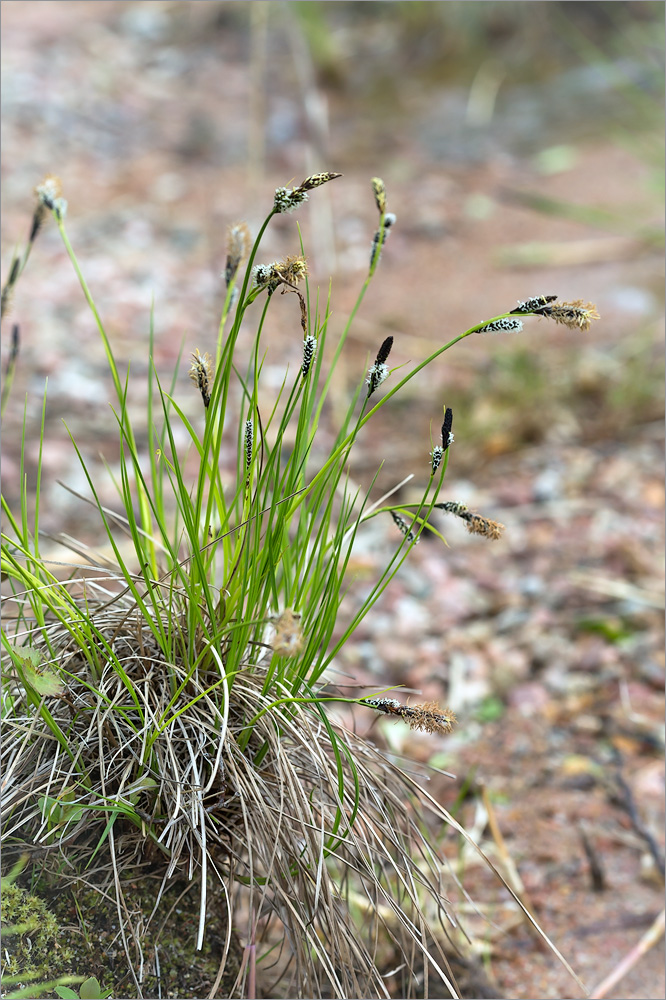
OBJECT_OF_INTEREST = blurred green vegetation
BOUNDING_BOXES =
[456,330,664,460]
[291,0,664,101]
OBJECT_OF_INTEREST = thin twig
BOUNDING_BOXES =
[612,750,665,879]
[479,782,540,928]
[589,908,665,999]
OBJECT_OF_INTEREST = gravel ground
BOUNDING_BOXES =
[2,4,664,998]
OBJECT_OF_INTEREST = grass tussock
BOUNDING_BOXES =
[1,173,595,998]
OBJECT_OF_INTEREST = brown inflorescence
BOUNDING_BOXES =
[509,295,600,330]
[363,697,457,736]
[225,222,251,287]
[244,419,253,471]
[431,408,453,475]
[35,174,67,221]
[547,299,600,331]
[436,501,504,541]
[188,349,214,409]
[253,255,308,292]
[371,177,387,215]
[273,172,342,214]
[390,510,419,544]
[272,608,304,658]
[298,171,343,191]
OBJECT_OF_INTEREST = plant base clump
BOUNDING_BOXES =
[3,598,467,998]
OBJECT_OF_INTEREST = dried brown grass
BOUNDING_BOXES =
[2,595,468,998]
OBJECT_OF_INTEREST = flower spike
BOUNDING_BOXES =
[366,336,394,397]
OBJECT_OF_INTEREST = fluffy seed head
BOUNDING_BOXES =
[363,697,457,736]
[464,514,504,540]
[253,255,308,292]
[34,175,67,221]
[272,608,304,657]
[548,300,600,331]
[274,173,341,212]
[436,501,504,540]
[274,254,308,285]
[188,349,214,409]
[273,186,309,214]
[405,701,457,735]
[35,175,62,208]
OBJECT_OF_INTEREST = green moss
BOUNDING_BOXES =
[1,882,73,980]
[1,868,241,1000]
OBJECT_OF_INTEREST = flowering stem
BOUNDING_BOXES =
[288,327,468,519]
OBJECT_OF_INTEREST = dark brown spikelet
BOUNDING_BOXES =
[9,323,19,362]
[510,295,558,315]
[369,211,397,268]
[5,324,20,375]
[1,258,21,320]
[298,172,342,192]
[366,337,393,397]
[364,697,402,715]
[441,407,453,451]
[244,419,253,470]
[29,204,48,243]
[376,335,394,366]
[390,510,418,544]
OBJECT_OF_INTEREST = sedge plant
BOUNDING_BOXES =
[0,172,597,999]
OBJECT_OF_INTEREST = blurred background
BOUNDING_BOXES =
[1,3,664,997]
